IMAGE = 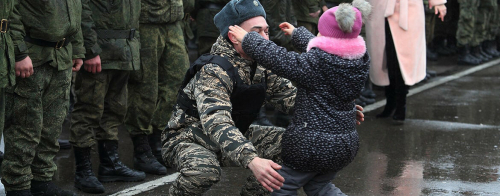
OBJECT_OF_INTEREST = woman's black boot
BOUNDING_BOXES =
[376,87,396,118]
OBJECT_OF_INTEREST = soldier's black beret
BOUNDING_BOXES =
[214,0,266,40]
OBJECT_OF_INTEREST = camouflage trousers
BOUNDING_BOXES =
[2,64,72,191]
[165,124,285,196]
[472,0,497,45]
[126,21,190,136]
[456,0,480,46]
[70,69,130,147]
[0,88,4,142]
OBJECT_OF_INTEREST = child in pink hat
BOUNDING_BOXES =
[229,0,371,195]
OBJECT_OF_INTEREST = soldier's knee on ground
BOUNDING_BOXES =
[171,166,221,195]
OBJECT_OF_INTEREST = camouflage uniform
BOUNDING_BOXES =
[456,0,480,46]
[471,0,493,46]
[475,0,497,45]
[195,0,231,55]
[70,0,141,147]
[292,0,324,35]
[260,0,296,49]
[2,0,85,191]
[1,0,26,152]
[162,36,296,195]
[125,0,189,137]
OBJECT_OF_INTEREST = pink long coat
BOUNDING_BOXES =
[366,0,446,86]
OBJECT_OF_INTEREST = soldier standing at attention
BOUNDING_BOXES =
[70,0,166,194]
[125,0,190,166]
[1,0,85,195]
[0,0,33,167]
[162,0,365,195]
[456,0,482,65]
[194,0,231,56]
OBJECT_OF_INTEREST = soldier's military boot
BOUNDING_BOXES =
[457,46,481,65]
[132,134,167,175]
[30,180,76,196]
[5,190,32,196]
[483,40,500,57]
[471,45,488,62]
[148,130,165,166]
[74,147,105,193]
[479,44,493,60]
[97,140,146,182]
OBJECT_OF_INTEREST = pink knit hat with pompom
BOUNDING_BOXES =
[318,0,371,39]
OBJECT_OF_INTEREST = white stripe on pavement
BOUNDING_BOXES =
[121,58,500,196]
[108,173,179,196]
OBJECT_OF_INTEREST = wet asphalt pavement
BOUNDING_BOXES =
[1,56,500,196]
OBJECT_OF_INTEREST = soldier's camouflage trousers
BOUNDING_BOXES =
[0,88,4,142]
[472,0,497,45]
[456,0,480,46]
[126,21,189,136]
[70,69,130,147]
[165,124,284,196]
[2,64,71,191]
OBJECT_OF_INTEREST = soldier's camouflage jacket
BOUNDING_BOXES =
[193,0,231,39]
[292,0,325,24]
[140,0,184,24]
[81,0,140,70]
[15,0,85,70]
[163,36,296,168]
[0,0,26,88]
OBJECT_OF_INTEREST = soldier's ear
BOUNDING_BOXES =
[228,33,240,45]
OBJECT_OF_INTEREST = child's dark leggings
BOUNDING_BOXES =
[271,165,347,196]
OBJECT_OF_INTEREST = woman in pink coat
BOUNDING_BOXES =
[366,0,446,124]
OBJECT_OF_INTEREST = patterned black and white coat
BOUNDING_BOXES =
[242,27,370,172]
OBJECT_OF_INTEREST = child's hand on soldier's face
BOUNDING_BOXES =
[279,22,295,36]
[229,25,248,42]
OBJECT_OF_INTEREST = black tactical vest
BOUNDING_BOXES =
[176,54,267,133]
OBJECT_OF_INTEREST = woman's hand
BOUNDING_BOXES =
[430,4,447,21]
[279,22,295,36]
[228,25,248,42]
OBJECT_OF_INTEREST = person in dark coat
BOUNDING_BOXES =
[229,0,371,195]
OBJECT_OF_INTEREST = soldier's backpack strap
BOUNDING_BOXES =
[176,54,234,118]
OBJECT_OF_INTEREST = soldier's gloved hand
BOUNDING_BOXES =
[248,157,284,192]
[15,56,34,78]
[355,105,364,125]
[72,58,83,72]
[84,55,102,74]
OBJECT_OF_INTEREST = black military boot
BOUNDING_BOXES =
[148,130,165,165]
[132,135,167,175]
[426,47,439,61]
[457,46,481,65]
[479,44,493,60]
[5,190,32,196]
[97,140,146,182]
[483,40,500,57]
[471,45,488,62]
[74,147,105,193]
[30,180,76,196]
[376,86,396,118]
[433,37,453,56]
